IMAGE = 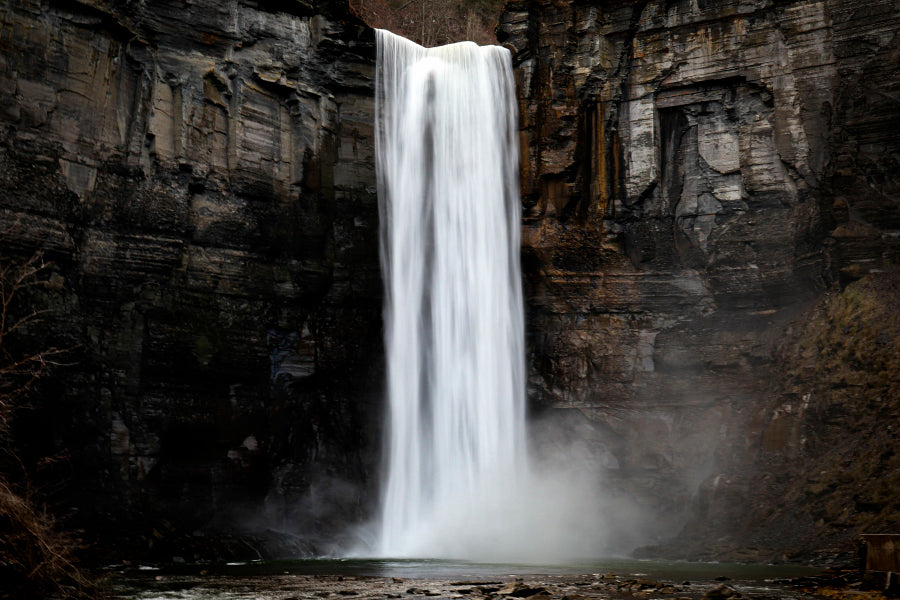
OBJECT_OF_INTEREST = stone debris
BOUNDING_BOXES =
[496,582,549,597]
[109,568,897,600]
[406,588,443,597]
[701,584,741,600]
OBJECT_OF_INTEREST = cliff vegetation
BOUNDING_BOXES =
[349,0,506,45]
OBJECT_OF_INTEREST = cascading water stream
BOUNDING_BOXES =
[375,29,526,559]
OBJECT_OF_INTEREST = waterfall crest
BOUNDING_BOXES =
[375,29,526,558]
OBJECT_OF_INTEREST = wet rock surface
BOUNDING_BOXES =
[107,569,892,600]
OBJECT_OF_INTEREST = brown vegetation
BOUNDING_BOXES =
[746,269,900,557]
[0,249,99,599]
[0,251,66,433]
[0,482,98,600]
[348,0,506,46]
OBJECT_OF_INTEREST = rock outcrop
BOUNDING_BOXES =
[499,0,900,561]
[0,0,380,558]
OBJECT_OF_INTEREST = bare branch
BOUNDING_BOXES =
[0,250,73,439]
[0,240,97,598]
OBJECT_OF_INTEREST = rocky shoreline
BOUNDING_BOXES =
[107,566,891,600]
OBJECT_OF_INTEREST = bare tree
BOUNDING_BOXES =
[0,250,66,434]
[349,0,505,47]
[0,246,97,599]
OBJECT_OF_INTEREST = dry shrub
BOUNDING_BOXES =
[0,251,68,434]
[0,248,98,599]
[0,482,100,599]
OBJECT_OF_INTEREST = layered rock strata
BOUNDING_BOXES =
[499,0,900,560]
[0,0,379,557]
[3,0,899,564]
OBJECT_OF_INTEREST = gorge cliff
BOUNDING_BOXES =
[1,0,899,564]
[1,0,381,558]
[499,0,900,561]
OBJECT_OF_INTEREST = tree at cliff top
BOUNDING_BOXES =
[0,250,98,599]
[350,0,505,46]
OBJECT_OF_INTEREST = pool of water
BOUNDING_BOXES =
[109,557,823,599]
[141,557,817,580]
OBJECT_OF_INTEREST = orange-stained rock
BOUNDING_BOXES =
[500,0,900,562]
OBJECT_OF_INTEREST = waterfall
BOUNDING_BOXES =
[374,29,526,559]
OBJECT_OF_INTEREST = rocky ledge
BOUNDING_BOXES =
[107,568,891,600]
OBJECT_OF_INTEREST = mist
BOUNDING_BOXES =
[345,409,661,564]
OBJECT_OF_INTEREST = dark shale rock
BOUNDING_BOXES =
[497,583,549,597]
[0,0,379,559]
[702,584,740,600]
[500,0,900,561]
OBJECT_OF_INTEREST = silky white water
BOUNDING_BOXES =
[374,29,526,559]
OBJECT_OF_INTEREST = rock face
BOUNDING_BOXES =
[499,0,900,560]
[0,0,380,557]
[4,0,900,564]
